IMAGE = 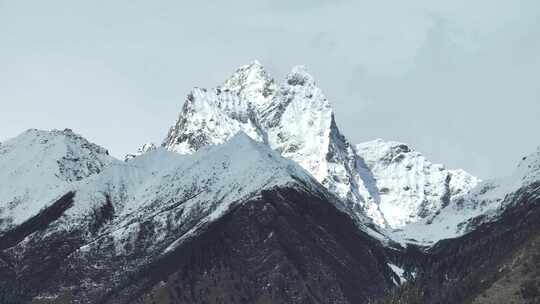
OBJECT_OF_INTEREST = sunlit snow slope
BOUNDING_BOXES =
[0,129,118,232]
[356,139,479,229]
[392,146,540,245]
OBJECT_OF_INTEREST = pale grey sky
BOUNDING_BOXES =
[1,0,539,179]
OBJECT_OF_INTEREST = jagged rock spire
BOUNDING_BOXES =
[286,65,315,86]
[220,60,276,109]
[161,61,382,227]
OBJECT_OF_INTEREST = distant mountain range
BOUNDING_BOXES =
[1,62,539,304]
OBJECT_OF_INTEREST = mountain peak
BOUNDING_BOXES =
[5,128,111,158]
[162,62,375,228]
[220,60,274,98]
[356,138,479,229]
[286,65,315,86]
[160,62,479,232]
[0,128,117,231]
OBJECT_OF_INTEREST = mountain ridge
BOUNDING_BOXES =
[157,61,479,239]
[2,61,540,303]
[0,128,118,233]
[2,125,537,303]
[0,128,396,303]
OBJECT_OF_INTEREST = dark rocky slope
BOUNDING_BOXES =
[135,187,394,304]
[378,182,540,304]
[0,186,397,304]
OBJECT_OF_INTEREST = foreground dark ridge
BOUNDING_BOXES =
[0,186,397,304]
[378,182,540,304]
[103,187,395,303]
[1,129,540,304]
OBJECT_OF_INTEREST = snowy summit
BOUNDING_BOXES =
[158,61,479,238]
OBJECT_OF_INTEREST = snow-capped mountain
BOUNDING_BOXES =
[162,61,272,154]
[0,128,117,232]
[386,146,540,304]
[160,61,477,230]
[162,62,384,226]
[2,61,540,304]
[392,145,540,245]
[1,129,322,250]
[0,129,396,303]
[356,139,479,229]
[70,132,325,256]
